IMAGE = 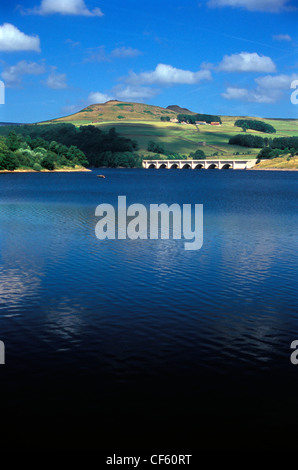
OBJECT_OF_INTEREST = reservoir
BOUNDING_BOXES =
[0,168,297,449]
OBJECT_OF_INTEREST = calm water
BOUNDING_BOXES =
[0,168,297,449]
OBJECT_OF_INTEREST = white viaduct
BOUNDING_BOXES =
[143,159,257,170]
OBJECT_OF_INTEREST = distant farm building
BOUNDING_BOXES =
[170,118,178,123]
[210,122,221,126]
[195,121,207,125]
[197,141,206,146]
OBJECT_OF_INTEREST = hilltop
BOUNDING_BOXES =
[47,100,177,125]
[166,105,195,114]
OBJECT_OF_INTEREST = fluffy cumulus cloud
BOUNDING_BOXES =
[218,52,276,73]
[0,23,40,52]
[30,0,104,16]
[127,64,212,85]
[46,68,67,89]
[1,60,45,87]
[222,73,298,103]
[273,34,292,41]
[87,91,114,103]
[207,0,295,13]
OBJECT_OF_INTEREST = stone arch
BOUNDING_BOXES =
[208,163,218,169]
[182,163,191,169]
[170,163,179,169]
[159,163,167,169]
[148,163,156,169]
[194,163,204,169]
[221,163,231,169]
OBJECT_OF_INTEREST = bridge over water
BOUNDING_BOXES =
[143,159,257,170]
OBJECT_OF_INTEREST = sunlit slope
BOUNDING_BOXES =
[43,101,298,159]
[94,119,298,158]
[254,156,298,169]
[47,100,177,124]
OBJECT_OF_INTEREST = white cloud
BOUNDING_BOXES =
[87,91,114,103]
[111,47,142,58]
[273,34,292,41]
[222,73,298,103]
[255,73,298,89]
[218,52,276,73]
[1,60,45,87]
[113,85,160,101]
[30,0,104,16]
[0,23,40,52]
[207,0,295,13]
[222,86,277,103]
[46,68,67,89]
[127,64,212,85]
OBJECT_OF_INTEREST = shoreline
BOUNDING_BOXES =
[248,167,298,171]
[0,167,297,173]
[0,168,91,174]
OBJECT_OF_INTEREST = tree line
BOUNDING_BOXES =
[0,130,88,171]
[229,134,298,149]
[177,113,222,124]
[234,119,276,134]
[0,123,142,168]
[229,134,298,158]
[147,141,205,160]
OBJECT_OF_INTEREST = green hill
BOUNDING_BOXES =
[47,100,177,125]
[42,100,298,160]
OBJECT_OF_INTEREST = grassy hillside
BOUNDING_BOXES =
[43,101,298,160]
[254,155,298,170]
[93,118,298,158]
[48,100,177,124]
[93,121,257,158]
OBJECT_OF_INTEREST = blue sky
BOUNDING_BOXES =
[0,0,297,122]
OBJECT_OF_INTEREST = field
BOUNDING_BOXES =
[43,101,298,160]
[93,119,298,158]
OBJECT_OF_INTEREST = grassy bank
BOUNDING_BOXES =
[253,156,298,170]
[0,166,90,173]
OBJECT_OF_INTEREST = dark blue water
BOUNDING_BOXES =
[0,169,297,449]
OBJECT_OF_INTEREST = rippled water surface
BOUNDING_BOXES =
[0,169,297,449]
